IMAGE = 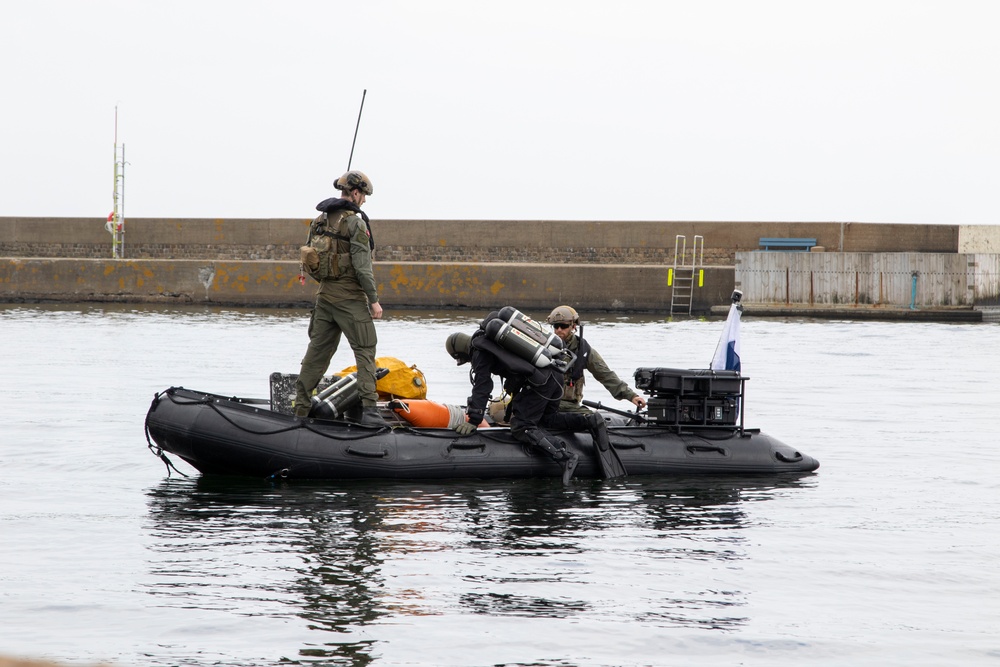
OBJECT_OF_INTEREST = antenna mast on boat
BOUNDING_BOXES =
[107,105,126,259]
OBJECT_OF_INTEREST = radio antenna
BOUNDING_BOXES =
[347,89,367,171]
[108,105,126,259]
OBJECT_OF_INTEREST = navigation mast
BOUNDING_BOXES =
[107,106,126,259]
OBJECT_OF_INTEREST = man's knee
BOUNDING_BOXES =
[543,411,588,432]
[558,401,591,414]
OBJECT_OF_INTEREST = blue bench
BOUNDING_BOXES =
[759,237,817,251]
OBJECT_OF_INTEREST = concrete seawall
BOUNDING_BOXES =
[0,258,735,312]
[0,217,961,263]
[3,217,997,318]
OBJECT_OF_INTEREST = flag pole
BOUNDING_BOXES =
[710,289,745,428]
[710,289,743,372]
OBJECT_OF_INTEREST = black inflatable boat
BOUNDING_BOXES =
[144,368,820,481]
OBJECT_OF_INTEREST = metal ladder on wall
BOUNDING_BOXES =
[669,234,703,315]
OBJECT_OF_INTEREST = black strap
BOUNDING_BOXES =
[318,230,351,242]
[503,399,514,422]
[312,200,376,251]
[472,335,546,386]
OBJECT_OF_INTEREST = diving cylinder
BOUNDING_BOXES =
[497,306,563,351]
[309,368,390,419]
[310,372,361,419]
[485,318,563,370]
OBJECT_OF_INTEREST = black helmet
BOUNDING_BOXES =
[446,332,472,365]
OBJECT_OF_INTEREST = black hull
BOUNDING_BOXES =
[145,387,820,481]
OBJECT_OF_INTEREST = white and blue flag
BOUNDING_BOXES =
[710,290,743,372]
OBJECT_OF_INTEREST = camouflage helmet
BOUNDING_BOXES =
[546,305,579,325]
[334,170,373,195]
[445,332,472,365]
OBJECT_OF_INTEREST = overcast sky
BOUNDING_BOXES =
[2,1,998,224]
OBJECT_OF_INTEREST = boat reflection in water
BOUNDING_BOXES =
[144,474,815,662]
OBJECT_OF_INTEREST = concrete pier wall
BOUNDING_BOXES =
[0,217,962,263]
[3,217,998,315]
[0,258,736,312]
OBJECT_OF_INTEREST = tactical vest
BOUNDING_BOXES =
[302,210,358,282]
[560,335,591,404]
[568,336,590,383]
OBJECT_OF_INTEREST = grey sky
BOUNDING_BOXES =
[2,0,998,224]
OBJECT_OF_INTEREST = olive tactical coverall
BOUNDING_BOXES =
[294,205,379,416]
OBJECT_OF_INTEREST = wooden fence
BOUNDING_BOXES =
[736,252,1000,307]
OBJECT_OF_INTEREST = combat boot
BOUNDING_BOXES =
[360,407,387,427]
[521,428,578,484]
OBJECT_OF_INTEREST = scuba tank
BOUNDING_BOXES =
[484,318,575,373]
[497,306,562,352]
[309,368,389,419]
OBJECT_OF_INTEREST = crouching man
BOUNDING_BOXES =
[446,309,626,483]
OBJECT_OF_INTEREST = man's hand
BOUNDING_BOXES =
[370,302,383,319]
[631,395,647,409]
[454,421,477,436]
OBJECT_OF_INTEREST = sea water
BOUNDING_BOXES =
[1,304,998,667]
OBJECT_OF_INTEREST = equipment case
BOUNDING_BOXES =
[634,367,744,397]
[646,396,739,426]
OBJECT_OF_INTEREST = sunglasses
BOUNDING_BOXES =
[553,323,573,330]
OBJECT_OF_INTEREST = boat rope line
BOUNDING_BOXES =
[207,404,302,436]
[160,388,393,442]
[152,388,748,454]
[298,421,394,441]
[144,391,189,478]
[389,424,520,444]
[161,388,304,437]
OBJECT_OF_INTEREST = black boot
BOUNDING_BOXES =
[521,428,578,484]
[360,407,387,427]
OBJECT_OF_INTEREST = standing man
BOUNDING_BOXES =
[294,170,385,426]
[545,305,647,414]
